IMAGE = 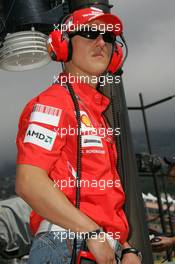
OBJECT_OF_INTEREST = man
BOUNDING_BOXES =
[15,7,142,264]
[168,163,175,179]
[164,157,175,180]
[151,162,175,252]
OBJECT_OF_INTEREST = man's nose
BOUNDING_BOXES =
[95,34,106,47]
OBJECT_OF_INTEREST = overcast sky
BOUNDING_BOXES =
[0,0,175,165]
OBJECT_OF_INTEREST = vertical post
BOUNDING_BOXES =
[139,93,173,261]
[101,74,154,264]
[139,93,167,235]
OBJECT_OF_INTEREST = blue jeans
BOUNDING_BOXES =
[28,231,122,264]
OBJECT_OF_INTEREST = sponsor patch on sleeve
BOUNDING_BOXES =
[24,124,57,151]
[30,104,62,126]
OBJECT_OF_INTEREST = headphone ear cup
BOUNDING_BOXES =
[107,44,123,74]
[47,30,72,62]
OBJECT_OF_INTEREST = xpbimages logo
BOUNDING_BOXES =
[54,72,121,87]
[53,22,121,35]
[24,124,57,151]
[53,229,121,243]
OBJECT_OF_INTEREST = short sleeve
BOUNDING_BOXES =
[16,89,69,173]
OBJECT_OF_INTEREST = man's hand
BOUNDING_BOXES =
[86,236,116,264]
[151,236,175,252]
[121,253,141,264]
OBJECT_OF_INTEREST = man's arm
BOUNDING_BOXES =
[16,164,99,233]
[16,164,116,264]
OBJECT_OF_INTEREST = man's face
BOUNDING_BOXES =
[169,165,175,183]
[69,20,113,77]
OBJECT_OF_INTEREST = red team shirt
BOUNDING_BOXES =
[16,73,129,244]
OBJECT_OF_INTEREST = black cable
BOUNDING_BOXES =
[65,82,82,264]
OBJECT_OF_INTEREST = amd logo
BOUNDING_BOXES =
[27,129,53,144]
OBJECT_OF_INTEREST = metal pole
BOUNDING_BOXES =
[145,95,175,109]
[139,93,167,235]
[139,93,171,260]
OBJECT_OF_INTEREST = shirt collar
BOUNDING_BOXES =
[59,72,110,116]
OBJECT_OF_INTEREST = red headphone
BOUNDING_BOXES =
[47,29,123,74]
